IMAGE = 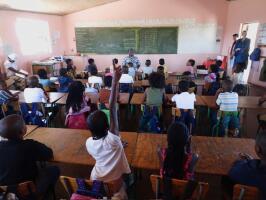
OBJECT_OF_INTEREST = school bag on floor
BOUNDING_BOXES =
[139,105,162,133]
[70,179,105,200]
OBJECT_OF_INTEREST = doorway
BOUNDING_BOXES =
[239,22,259,83]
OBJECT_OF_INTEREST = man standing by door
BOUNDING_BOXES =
[233,31,251,84]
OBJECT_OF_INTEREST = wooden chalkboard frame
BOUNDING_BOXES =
[75,27,178,54]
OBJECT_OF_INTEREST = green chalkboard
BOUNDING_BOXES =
[75,27,178,54]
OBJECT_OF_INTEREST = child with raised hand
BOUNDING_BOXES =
[86,65,131,199]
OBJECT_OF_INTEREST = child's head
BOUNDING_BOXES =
[112,58,118,65]
[178,80,189,93]
[186,59,195,67]
[128,62,133,68]
[65,58,73,66]
[87,110,109,139]
[216,60,223,68]
[105,67,110,74]
[164,122,190,178]
[157,66,165,74]
[66,81,85,113]
[255,131,266,160]
[145,59,151,67]
[222,79,233,92]
[0,114,26,140]
[122,65,129,74]
[148,72,165,89]
[88,58,95,65]
[60,68,68,77]
[159,58,165,65]
[0,80,7,90]
[104,76,112,88]
[90,67,98,76]
[27,76,40,88]
[37,69,48,79]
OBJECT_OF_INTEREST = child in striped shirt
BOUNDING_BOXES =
[216,79,239,137]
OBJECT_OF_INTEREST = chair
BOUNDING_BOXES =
[150,175,209,200]
[60,176,120,199]
[233,184,259,200]
[0,181,37,199]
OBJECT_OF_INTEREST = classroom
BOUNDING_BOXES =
[0,0,266,199]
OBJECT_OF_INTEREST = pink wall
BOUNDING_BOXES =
[222,0,266,54]
[63,0,229,72]
[0,10,65,73]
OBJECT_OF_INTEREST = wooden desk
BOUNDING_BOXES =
[132,133,257,175]
[13,91,66,104]
[56,93,130,105]
[130,93,206,106]
[25,125,38,136]
[201,96,266,109]
[25,128,138,166]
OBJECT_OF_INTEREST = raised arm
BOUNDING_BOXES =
[109,64,122,136]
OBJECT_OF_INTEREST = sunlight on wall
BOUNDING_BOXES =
[15,18,52,55]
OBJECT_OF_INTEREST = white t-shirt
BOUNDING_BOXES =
[4,60,17,77]
[128,67,136,78]
[119,74,134,84]
[171,92,196,109]
[24,88,47,103]
[88,76,103,86]
[86,131,131,182]
[141,66,154,75]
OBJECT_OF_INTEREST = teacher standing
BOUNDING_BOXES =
[122,49,141,69]
[233,31,251,83]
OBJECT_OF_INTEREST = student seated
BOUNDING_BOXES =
[65,58,76,78]
[204,64,218,83]
[0,114,60,196]
[186,59,196,74]
[158,58,168,77]
[128,62,136,79]
[157,65,165,76]
[0,80,19,114]
[182,71,197,94]
[119,65,134,93]
[65,81,91,129]
[228,130,266,199]
[85,58,98,74]
[58,68,73,93]
[215,79,239,137]
[37,69,54,92]
[24,76,49,103]
[144,72,165,108]
[158,122,197,180]
[88,67,103,89]
[86,65,131,199]
[171,80,196,132]
[140,59,154,79]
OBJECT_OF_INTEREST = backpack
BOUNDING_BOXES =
[139,105,162,133]
[70,179,105,200]
[20,103,46,127]
[65,112,88,129]
[250,48,261,61]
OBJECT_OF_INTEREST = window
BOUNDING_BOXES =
[15,18,52,55]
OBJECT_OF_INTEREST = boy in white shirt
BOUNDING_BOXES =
[24,76,48,103]
[86,65,131,199]
[88,67,103,89]
[119,65,134,93]
[127,62,136,79]
[171,80,196,133]
[140,59,154,79]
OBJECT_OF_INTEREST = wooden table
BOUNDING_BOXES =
[131,133,257,175]
[130,93,206,106]
[25,128,139,166]
[201,96,266,109]
[56,93,130,105]
[11,91,66,104]
[25,125,38,136]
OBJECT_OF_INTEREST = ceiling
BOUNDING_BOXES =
[0,0,120,15]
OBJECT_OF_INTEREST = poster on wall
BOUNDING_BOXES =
[257,23,266,45]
